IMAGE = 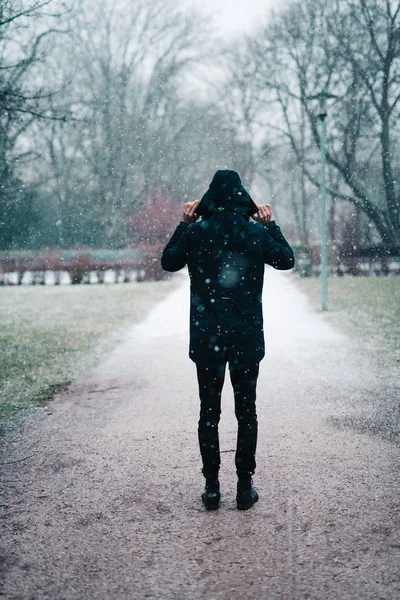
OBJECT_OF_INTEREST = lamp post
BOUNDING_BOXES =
[309,92,337,310]
[318,96,328,311]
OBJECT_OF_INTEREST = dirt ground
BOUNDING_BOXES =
[1,270,399,600]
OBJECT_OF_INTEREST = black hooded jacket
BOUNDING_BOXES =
[161,170,295,368]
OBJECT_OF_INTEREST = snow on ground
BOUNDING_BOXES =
[1,268,399,599]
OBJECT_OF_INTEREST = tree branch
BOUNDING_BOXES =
[0,0,53,27]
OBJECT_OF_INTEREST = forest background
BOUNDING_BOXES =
[1,0,399,253]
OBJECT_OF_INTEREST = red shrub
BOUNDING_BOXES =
[128,188,181,246]
[128,188,182,281]
[67,253,91,284]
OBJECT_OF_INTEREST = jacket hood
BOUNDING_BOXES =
[196,170,258,219]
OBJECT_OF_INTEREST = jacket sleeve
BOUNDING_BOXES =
[161,222,190,272]
[262,221,295,270]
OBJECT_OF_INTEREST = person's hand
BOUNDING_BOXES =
[182,199,200,224]
[252,203,272,224]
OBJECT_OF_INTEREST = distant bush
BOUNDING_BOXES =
[67,254,92,285]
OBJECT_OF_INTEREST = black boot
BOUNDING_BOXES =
[201,477,220,510]
[236,476,258,510]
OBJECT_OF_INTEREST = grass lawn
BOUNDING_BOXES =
[0,278,180,426]
[295,276,400,360]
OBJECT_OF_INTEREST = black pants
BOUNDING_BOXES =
[196,363,259,479]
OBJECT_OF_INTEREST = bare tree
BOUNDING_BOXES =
[0,0,71,248]
[216,32,319,243]
[215,38,269,186]
[39,0,210,245]
[37,0,252,247]
[250,0,400,244]
[1,0,266,250]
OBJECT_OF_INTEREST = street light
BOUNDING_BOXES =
[309,92,337,311]
[318,95,328,311]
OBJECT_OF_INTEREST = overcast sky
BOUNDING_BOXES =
[184,0,284,35]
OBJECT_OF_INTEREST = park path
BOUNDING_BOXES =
[1,269,399,600]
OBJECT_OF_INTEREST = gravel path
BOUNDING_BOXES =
[1,270,399,600]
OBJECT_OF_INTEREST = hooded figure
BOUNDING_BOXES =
[161,170,294,511]
[161,170,295,368]
[195,169,258,219]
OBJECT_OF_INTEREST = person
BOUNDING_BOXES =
[161,170,295,510]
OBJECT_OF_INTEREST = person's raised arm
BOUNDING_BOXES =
[161,199,200,272]
[252,204,295,270]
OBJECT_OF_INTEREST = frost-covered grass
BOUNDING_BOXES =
[295,276,400,359]
[0,279,179,426]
